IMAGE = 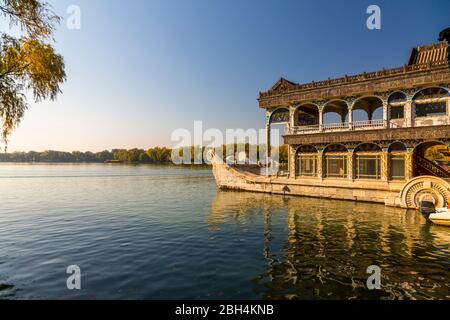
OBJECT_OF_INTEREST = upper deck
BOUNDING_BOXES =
[260,41,450,139]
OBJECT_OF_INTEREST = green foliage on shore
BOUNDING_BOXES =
[0,147,172,163]
[0,144,288,164]
[111,147,172,163]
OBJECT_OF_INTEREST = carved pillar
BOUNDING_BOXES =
[405,99,413,127]
[289,145,296,179]
[347,149,354,180]
[383,101,389,128]
[319,106,324,132]
[348,107,353,130]
[447,98,450,125]
[381,149,389,181]
[289,106,296,131]
[404,150,414,181]
[265,115,271,160]
[317,150,324,179]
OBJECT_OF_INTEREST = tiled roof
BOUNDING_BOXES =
[408,41,449,65]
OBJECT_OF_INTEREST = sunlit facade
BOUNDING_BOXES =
[212,35,450,210]
[260,40,450,184]
[235,37,450,209]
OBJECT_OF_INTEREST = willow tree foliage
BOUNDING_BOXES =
[0,0,66,145]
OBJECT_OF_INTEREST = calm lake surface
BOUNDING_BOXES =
[0,163,449,300]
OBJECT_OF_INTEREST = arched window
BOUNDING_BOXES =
[354,143,382,180]
[323,144,348,178]
[269,108,290,124]
[413,87,449,118]
[352,97,384,126]
[388,142,406,180]
[296,145,318,177]
[294,104,319,126]
[388,92,407,120]
[322,100,348,130]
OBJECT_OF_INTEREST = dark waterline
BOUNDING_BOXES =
[0,163,449,299]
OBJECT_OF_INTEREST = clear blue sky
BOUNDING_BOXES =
[7,0,450,151]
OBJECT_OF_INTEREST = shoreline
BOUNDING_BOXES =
[0,161,212,167]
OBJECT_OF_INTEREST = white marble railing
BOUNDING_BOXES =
[352,119,384,130]
[322,122,349,131]
[290,125,320,134]
[289,119,389,135]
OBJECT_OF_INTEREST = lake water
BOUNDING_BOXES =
[0,163,449,300]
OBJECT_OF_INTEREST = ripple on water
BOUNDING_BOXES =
[0,164,449,299]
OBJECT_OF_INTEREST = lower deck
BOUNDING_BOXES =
[211,154,450,210]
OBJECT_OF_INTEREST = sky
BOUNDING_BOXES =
[4,0,450,152]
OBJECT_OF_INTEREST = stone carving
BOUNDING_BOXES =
[259,70,450,109]
[400,176,450,209]
[317,152,323,178]
[342,96,359,107]
[380,152,388,181]
[404,152,413,180]
[269,108,290,124]
[347,153,354,179]
[269,78,297,94]
[374,91,391,102]
[284,126,450,145]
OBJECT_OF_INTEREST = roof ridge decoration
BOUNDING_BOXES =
[269,78,298,94]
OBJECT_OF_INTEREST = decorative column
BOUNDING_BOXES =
[348,107,353,130]
[347,149,354,180]
[381,148,389,181]
[404,149,414,180]
[383,101,390,129]
[447,98,450,125]
[404,97,413,127]
[289,105,296,132]
[289,145,296,179]
[317,150,324,179]
[318,106,324,132]
[265,111,271,161]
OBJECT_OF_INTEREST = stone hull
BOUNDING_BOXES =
[211,156,450,209]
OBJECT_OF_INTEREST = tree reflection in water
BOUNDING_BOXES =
[208,191,450,300]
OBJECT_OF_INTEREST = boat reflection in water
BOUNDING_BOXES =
[208,191,450,300]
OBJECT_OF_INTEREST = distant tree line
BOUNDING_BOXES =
[0,147,172,163]
[0,145,288,164]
